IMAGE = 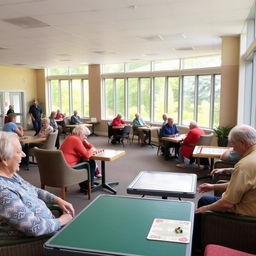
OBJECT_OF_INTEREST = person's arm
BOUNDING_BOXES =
[197,182,229,193]
[0,188,66,236]
[196,198,234,213]
[210,168,234,176]
[220,148,233,161]
[14,126,24,137]
[75,139,93,159]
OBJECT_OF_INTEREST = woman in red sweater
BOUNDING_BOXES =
[60,125,96,192]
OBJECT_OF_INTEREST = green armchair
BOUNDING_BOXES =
[0,204,63,256]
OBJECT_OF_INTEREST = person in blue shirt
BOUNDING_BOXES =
[70,110,82,124]
[132,113,150,145]
[161,117,180,159]
[29,99,42,136]
[3,113,24,137]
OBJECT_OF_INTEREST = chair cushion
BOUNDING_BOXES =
[204,244,255,256]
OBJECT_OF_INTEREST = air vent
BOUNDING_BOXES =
[175,47,194,51]
[141,35,164,41]
[2,16,49,29]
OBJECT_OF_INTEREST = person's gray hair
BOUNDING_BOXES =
[190,120,198,127]
[229,124,256,145]
[49,111,56,119]
[72,125,91,136]
[41,118,50,124]
[0,132,18,160]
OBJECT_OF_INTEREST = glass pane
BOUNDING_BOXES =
[183,55,221,69]
[115,79,125,116]
[167,77,179,122]
[213,75,221,128]
[126,62,150,72]
[128,78,138,120]
[50,80,59,111]
[103,64,124,73]
[83,80,89,117]
[182,76,195,125]
[197,75,211,127]
[60,80,70,116]
[48,67,69,76]
[154,59,180,71]
[69,65,88,75]
[105,79,114,119]
[140,78,151,121]
[72,79,82,116]
[154,77,165,122]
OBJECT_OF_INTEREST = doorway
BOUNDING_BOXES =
[0,91,25,129]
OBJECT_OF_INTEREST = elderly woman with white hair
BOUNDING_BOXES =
[0,132,74,238]
[176,120,205,168]
[60,125,97,192]
[38,118,53,138]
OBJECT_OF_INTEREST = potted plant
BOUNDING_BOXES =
[213,126,233,146]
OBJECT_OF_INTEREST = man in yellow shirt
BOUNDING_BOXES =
[193,124,256,249]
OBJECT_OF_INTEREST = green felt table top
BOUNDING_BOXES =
[45,195,194,256]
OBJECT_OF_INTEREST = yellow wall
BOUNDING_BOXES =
[0,66,37,105]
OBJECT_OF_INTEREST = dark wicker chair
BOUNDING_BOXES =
[0,204,63,256]
[201,210,256,254]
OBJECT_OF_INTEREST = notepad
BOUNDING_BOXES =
[147,218,191,243]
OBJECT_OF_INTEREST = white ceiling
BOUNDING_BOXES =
[0,0,254,69]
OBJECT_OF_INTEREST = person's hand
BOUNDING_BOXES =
[59,213,73,226]
[54,197,75,217]
[197,183,214,193]
[210,168,226,176]
[195,205,209,214]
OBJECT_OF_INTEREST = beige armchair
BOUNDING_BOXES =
[33,147,91,200]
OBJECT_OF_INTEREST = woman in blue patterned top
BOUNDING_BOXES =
[0,131,74,238]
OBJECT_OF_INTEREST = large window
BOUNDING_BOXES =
[102,57,221,128]
[48,77,89,117]
[47,66,89,117]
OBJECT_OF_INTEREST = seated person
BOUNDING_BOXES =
[38,118,54,138]
[3,113,24,137]
[193,124,256,252]
[161,117,180,159]
[0,131,74,238]
[49,111,62,149]
[112,113,126,127]
[55,109,65,120]
[210,148,240,176]
[132,113,149,145]
[111,114,127,143]
[70,110,82,124]
[176,120,205,168]
[162,113,168,126]
[60,125,97,192]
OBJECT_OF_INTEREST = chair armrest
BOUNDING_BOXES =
[71,162,91,181]
[46,203,63,217]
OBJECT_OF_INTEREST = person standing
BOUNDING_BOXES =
[6,105,14,115]
[29,99,42,136]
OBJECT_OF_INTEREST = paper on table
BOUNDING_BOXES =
[147,218,191,244]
